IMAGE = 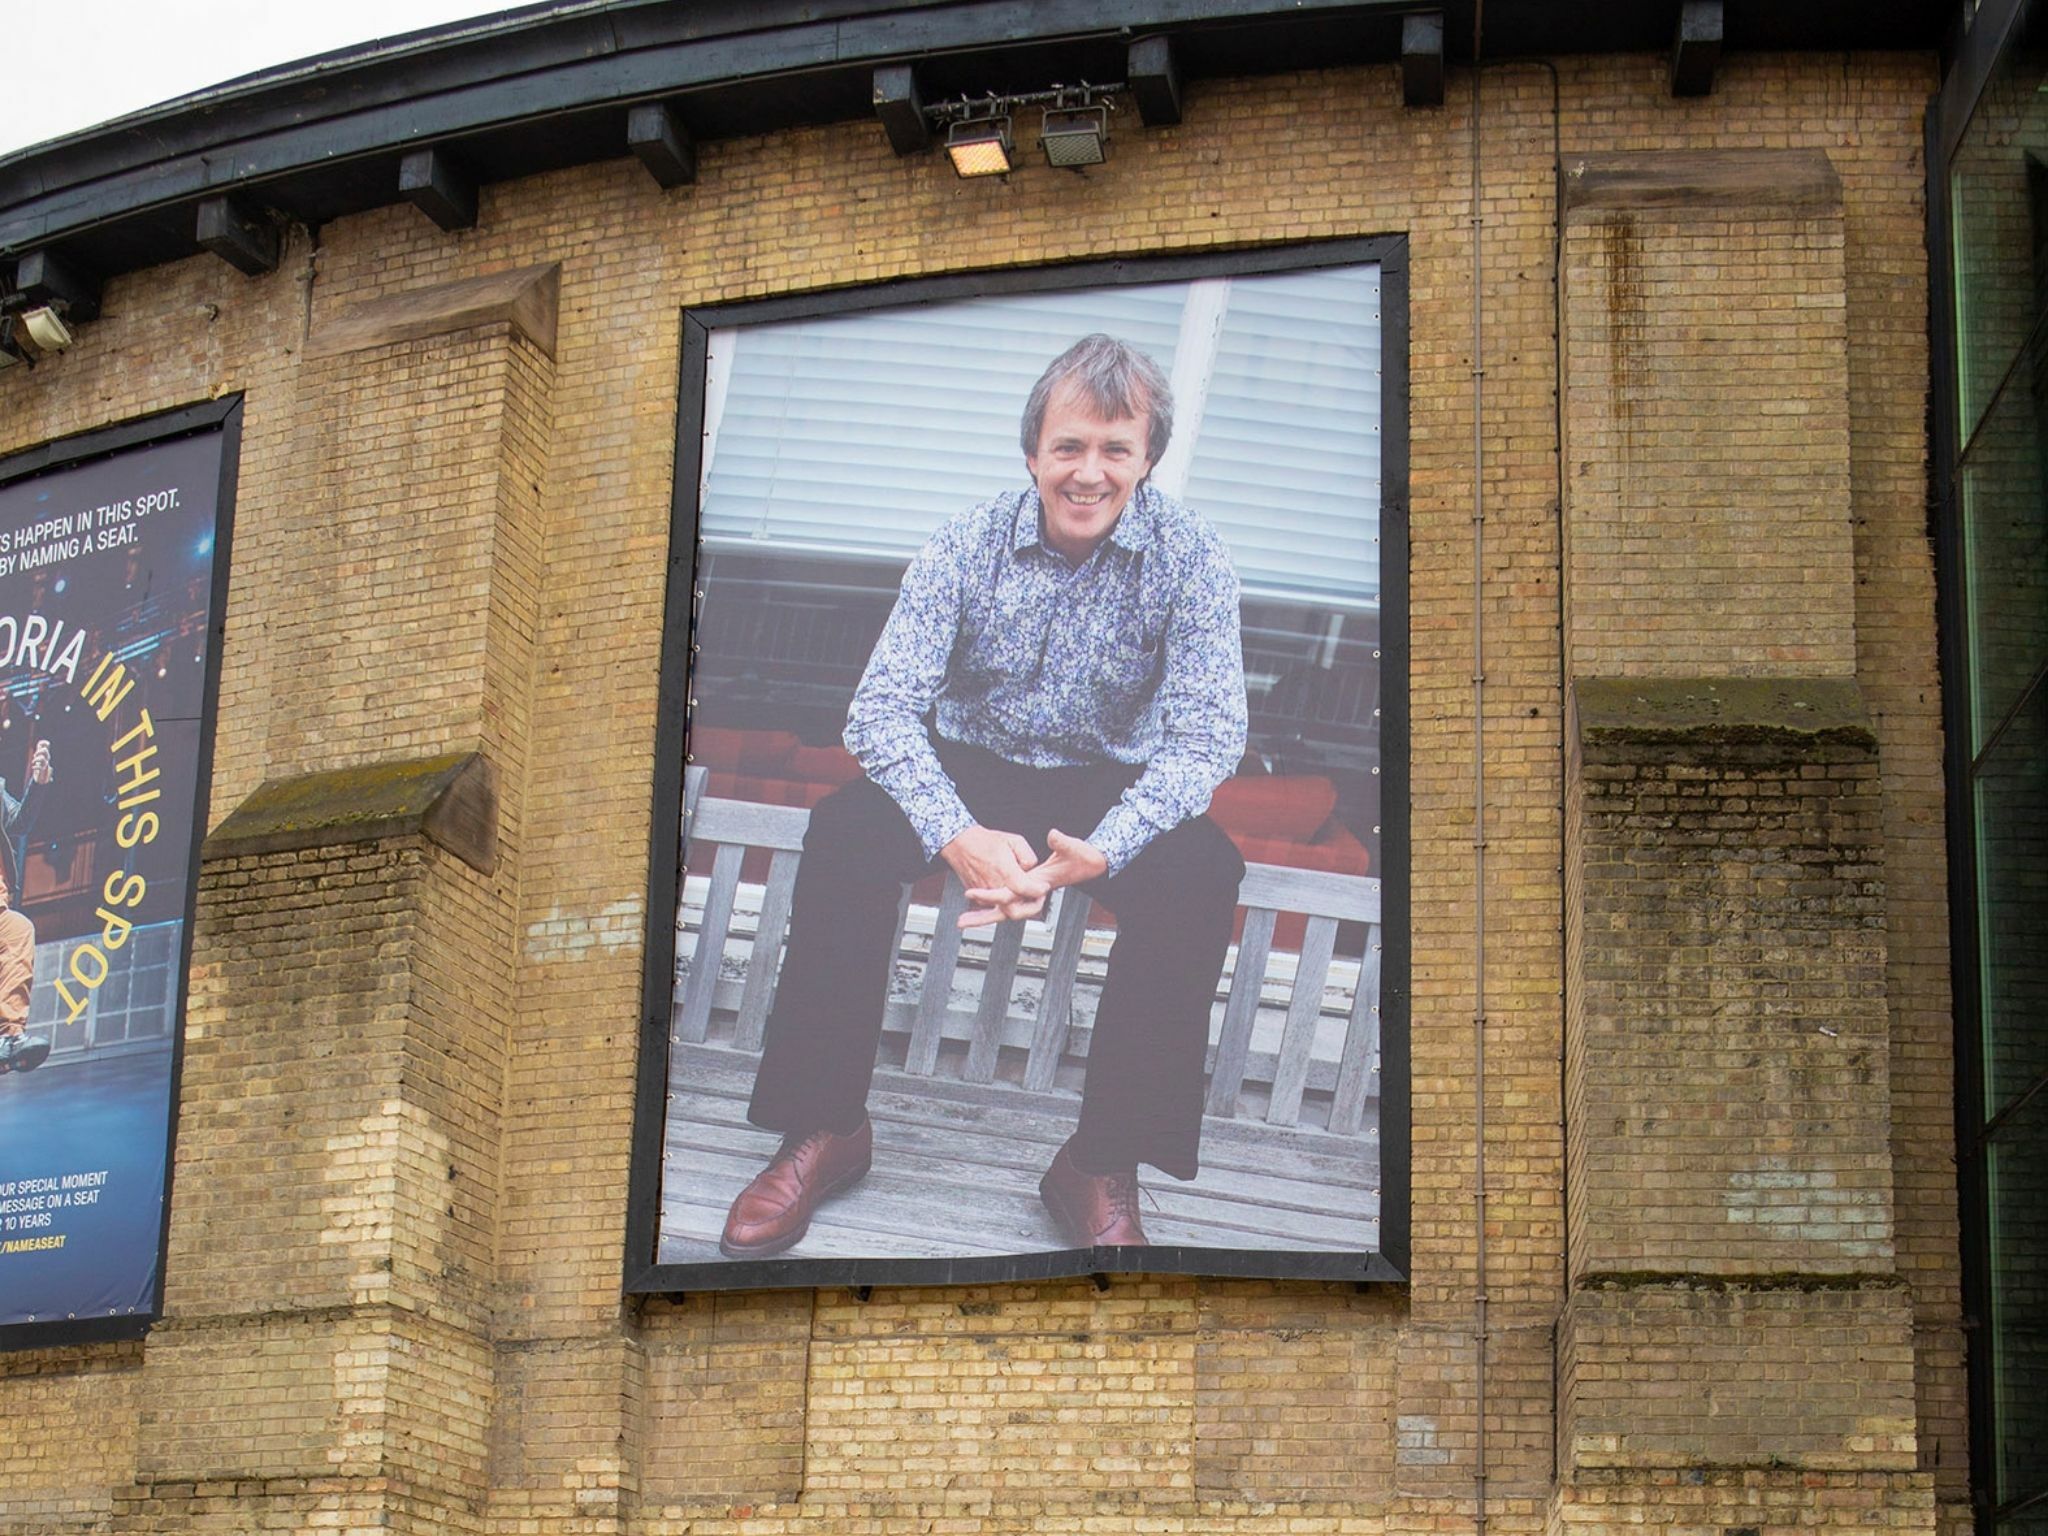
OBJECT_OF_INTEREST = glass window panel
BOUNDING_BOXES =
[1990,1083,2048,1509]
[1951,4,2048,442]
[92,1003,129,1046]
[1181,265,1382,605]
[1978,679,2048,1116]
[701,287,1188,559]
[1959,329,2048,751]
[700,265,1384,606]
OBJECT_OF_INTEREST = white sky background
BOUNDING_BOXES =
[0,0,528,158]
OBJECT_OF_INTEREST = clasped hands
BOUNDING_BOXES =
[940,823,1107,930]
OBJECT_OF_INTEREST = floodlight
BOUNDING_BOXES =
[946,116,1014,177]
[1040,106,1108,167]
[21,307,71,352]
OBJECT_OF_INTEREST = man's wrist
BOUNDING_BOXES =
[1083,811,1142,877]
[921,803,977,864]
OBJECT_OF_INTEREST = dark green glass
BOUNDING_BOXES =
[1976,683,2048,1117]
[1959,346,2048,754]
[1990,1082,2048,1509]
[1951,13,2048,444]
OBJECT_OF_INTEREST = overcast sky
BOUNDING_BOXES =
[0,0,531,159]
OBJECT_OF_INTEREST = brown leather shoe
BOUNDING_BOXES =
[1039,1139,1150,1248]
[719,1119,873,1258]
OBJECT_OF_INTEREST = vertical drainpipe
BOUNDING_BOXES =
[1467,7,1491,1535]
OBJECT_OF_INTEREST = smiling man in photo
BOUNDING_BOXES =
[720,334,1249,1258]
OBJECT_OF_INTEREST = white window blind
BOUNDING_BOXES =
[1179,264,1381,605]
[700,264,1382,606]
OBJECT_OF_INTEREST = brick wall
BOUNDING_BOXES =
[1565,698,1893,1282]
[1561,157,1857,679]
[0,50,1959,1536]
[1559,1282,1918,1471]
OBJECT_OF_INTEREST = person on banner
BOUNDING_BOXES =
[0,737,53,1073]
[719,334,1248,1258]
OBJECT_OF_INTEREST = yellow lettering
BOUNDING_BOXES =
[115,811,160,849]
[113,741,158,801]
[53,977,87,1024]
[81,654,135,723]
[69,944,107,991]
[96,907,132,952]
[108,709,155,755]
[101,871,145,909]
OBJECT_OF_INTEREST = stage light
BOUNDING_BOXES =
[925,83,1119,181]
[1040,106,1108,167]
[946,116,1014,177]
[21,307,72,352]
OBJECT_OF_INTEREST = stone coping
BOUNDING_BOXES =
[204,750,497,873]
[305,263,559,361]
[1572,676,1876,750]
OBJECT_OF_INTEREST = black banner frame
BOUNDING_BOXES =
[626,239,1409,1294]
[0,395,242,1350]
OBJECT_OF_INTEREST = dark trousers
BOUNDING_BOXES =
[747,739,1245,1179]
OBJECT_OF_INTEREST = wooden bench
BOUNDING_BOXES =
[673,766,1383,1136]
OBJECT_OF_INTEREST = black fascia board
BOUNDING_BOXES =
[0,0,1393,264]
[0,0,1948,280]
[0,0,1378,204]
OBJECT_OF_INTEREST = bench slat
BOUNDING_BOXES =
[964,918,1025,1083]
[892,883,913,962]
[692,795,811,851]
[694,975,1374,1103]
[675,791,1385,1135]
[907,878,970,1076]
[1330,924,1384,1135]
[678,842,744,1044]
[1236,864,1381,923]
[1266,914,1338,1126]
[1024,889,1093,1091]
[682,764,707,836]
[1205,907,1276,1117]
[734,848,799,1052]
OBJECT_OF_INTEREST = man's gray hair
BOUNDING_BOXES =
[1020,334,1174,465]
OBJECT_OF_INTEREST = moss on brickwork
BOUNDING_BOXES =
[205,751,473,848]
[205,750,497,871]
[1574,676,1877,750]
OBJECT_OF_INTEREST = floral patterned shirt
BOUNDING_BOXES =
[843,482,1247,876]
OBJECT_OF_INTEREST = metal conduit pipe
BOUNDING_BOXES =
[1467,6,1490,1534]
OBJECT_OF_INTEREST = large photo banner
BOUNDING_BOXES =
[0,405,236,1340]
[633,246,1406,1287]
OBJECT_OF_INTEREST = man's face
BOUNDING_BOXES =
[1026,382,1154,562]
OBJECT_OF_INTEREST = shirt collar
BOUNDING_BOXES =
[1009,483,1160,558]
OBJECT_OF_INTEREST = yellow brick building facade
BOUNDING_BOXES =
[0,29,1965,1536]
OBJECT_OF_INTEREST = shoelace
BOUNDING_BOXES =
[1105,1170,1141,1222]
[779,1128,834,1162]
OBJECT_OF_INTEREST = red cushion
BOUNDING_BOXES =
[1227,827,1370,877]
[787,744,864,788]
[1208,775,1339,842]
[690,726,800,774]
[702,767,746,801]
[762,776,835,810]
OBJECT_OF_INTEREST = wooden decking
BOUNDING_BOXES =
[659,1042,1381,1263]
[658,774,1385,1261]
